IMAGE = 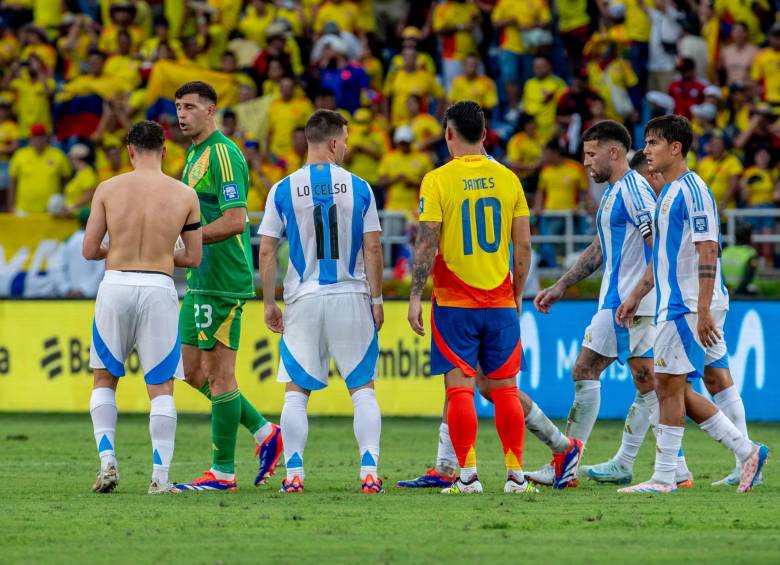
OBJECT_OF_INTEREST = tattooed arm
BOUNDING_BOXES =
[533,235,603,314]
[695,240,720,347]
[408,221,442,336]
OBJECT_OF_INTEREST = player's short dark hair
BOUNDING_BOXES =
[444,101,484,143]
[174,81,218,105]
[305,109,347,144]
[127,120,165,152]
[582,120,632,151]
[645,114,693,156]
[629,150,647,170]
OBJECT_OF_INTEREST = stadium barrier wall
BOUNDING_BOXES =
[0,300,777,421]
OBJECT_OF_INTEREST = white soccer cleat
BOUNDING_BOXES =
[148,480,179,495]
[524,463,554,486]
[442,476,483,494]
[92,463,119,493]
[737,443,769,493]
[504,475,539,494]
[617,481,678,494]
[584,458,632,484]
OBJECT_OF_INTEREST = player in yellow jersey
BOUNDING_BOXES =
[407,102,542,494]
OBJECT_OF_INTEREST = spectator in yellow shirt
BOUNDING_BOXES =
[313,0,361,36]
[96,137,132,182]
[267,76,315,158]
[345,108,388,186]
[431,0,480,90]
[3,54,55,138]
[557,0,591,73]
[586,43,638,121]
[404,95,443,154]
[448,54,498,116]
[98,4,146,55]
[104,30,142,92]
[377,126,433,213]
[521,56,566,142]
[505,114,543,193]
[140,16,183,61]
[279,127,308,176]
[238,0,278,46]
[0,98,19,202]
[384,45,444,127]
[8,123,71,215]
[20,26,57,72]
[492,0,552,113]
[62,143,98,216]
[741,148,779,263]
[697,134,744,210]
[385,27,438,89]
[750,24,780,106]
[533,140,590,267]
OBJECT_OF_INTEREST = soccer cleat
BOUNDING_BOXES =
[583,458,633,485]
[712,467,763,488]
[617,481,678,494]
[504,475,539,494]
[737,442,769,493]
[442,476,483,494]
[254,423,284,486]
[91,463,119,493]
[280,476,304,493]
[552,437,584,489]
[148,480,178,495]
[676,471,694,489]
[396,467,456,489]
[361,474,383,494]
[524,463,554,486]
[175,470,237,492]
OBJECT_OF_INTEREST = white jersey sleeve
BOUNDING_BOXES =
[622,171,656,231]
[363,184,381,233]
[258,182,285,238]
[681,173,719,244]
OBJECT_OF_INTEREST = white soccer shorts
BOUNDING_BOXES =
[581,308,655,364]
[653,309,729,378]
[89,270,184,384]
[277,292,378,390]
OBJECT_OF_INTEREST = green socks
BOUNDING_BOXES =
[211,389,242,474]
[198,383,268,436]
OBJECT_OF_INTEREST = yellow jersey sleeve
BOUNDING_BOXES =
[418,172,443,222]
[513,175,530,217]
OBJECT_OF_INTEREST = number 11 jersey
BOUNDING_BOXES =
[418,155,529,308]
[259,163,382,304]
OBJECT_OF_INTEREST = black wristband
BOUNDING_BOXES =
[182,222,201,232]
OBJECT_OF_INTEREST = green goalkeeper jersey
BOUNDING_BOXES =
[181,129,255,299]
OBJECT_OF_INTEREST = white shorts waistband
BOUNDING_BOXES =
[102,270,175,290]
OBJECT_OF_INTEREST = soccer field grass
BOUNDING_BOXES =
[2,414,778,564]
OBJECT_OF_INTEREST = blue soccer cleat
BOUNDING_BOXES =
[584,458,633,485]
[280,476,304,493]
[396,468,456,489]
[175,470,237,492]
[552,437,584,489]
[255,423,283,486]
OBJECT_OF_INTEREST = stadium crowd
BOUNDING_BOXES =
[0,0,779,273]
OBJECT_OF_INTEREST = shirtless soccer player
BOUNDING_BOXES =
[85,120,202,494]
[173,81,282,492]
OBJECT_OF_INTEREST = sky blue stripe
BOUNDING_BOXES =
[349,174,369,276]
[665,190,690,319]
[275,176,307,281]
[700,182,729,295]
[625,172,643,211]
[613,312,630,365]
[596,187,609,307]
[144,333,181,385]
[653,184,671,318]
[684,175,703,211]
[310,164,337,285]
[280,337,326,390]
[673,316,705,378]
[345,331,379,388]
[92,320,125,376]
[604,191,626,309]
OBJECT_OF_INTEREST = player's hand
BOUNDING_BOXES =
[697,309,720,348]
[264,303,284,334]
[372,304,384,331]
[408,297,425,336]
[615,295,639,328]
[533,284,563,314]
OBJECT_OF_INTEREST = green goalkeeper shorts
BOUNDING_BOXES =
[180,292,245,351]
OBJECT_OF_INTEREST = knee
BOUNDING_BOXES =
[572,363,599,382]
[93,370,118,390]
[476,377,491,401]
[632,365,654,394]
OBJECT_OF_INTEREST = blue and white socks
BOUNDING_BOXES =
[352,388,381,480]
[149,395,177,485]
[90,387,117,471]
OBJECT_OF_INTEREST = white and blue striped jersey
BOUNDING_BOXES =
[596,169,657,316]
[654,170,729,322]
[259,163,382,304]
